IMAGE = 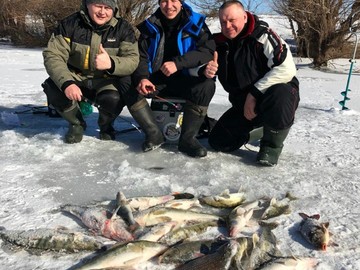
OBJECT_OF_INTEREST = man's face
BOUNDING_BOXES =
[159,0,182,19]
[87,3,113,26]
[219,5,247,39]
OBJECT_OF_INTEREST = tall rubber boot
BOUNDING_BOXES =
[57,103,86,144]
[97,90,123,141]
[256,127,290,166]
[178,102,208,158]
[129,99,165,152]
[98,111,116,141]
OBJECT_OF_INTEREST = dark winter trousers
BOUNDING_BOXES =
[43,76,136,115]
[208,83,300,152]
[148,72,216,106]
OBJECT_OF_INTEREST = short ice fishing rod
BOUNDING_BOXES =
[145,86,182,110]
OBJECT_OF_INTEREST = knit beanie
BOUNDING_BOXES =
[86,0,117,11]
[158,0,184,4]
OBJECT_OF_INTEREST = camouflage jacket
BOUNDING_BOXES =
[43,1,139,91]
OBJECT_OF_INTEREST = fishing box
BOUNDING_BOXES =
[150,98,186,143]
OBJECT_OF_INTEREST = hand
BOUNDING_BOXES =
[137,79,156,96]
[160,61,177,77]
[64,84,83,102]
[244,93,257,120]
[95,44,111,70]
[204,51,218,79]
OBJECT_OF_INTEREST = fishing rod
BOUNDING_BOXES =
[145,85,182,110]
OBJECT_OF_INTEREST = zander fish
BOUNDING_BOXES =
[298,212,330,251]
[228,200,259,237]
[72,240,169,270]
[199,189,246,208]
[0,226,104,252]
[175,239,240,270]
[134,207,223,227]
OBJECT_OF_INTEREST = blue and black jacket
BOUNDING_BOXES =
[133,3,215,85]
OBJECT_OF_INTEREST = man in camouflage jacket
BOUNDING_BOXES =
[43,0,139,143]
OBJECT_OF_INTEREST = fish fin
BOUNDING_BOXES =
[111,204,122,220]
[299,212,310,219]
[322,222,330,229]
[310,214,321,220]
[220,189,230,197]
[270,197,277,205]
[252,233,260,246]
[285,191,298,201]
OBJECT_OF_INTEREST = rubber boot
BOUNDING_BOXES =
[256,127,290,166]
[178,102,208,158]
[57,103,86,144]
[129,99,165,152]
[98,111,116,141]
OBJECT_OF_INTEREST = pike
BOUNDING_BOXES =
[0,226,104,252]
[175,239,240,270]
[61,205,133,242]
[199,189,246,208]
[72,240,169,270]
[298,212,330,251]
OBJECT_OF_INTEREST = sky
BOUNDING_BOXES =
[0,15,360,270]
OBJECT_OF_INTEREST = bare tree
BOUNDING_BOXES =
[0,0,157,47]
[273,0,360,67]
[187,0,269,17]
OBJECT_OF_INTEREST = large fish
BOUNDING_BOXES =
[199,189,246,208]
[158,238,229,265]
[126,194,175,211]
[61,205,133,242]
[72,240,169,270]
[175,239,240,270]
[228,200,259,237]
[239,225,282,270]
[0,226,104,253]
[133,207,223,227]
[257,256,317,270]
[159,220,223,245]
[298,212,330,251]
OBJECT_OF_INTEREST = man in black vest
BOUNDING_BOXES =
[205,1,300,166]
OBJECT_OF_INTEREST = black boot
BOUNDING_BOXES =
[256,127,290,166]
[129,99,165,152]
[97,90,123,141]
[98,111,116,140]
[57,103,86,144]
[178,102,208,158]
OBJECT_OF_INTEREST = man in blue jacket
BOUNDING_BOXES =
[205,1,300,166]
[129,0,216,158]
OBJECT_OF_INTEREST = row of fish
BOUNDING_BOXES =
[0,189,331,269]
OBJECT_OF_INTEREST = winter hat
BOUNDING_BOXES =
[158,0,184,4]
[86,0,117,11]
